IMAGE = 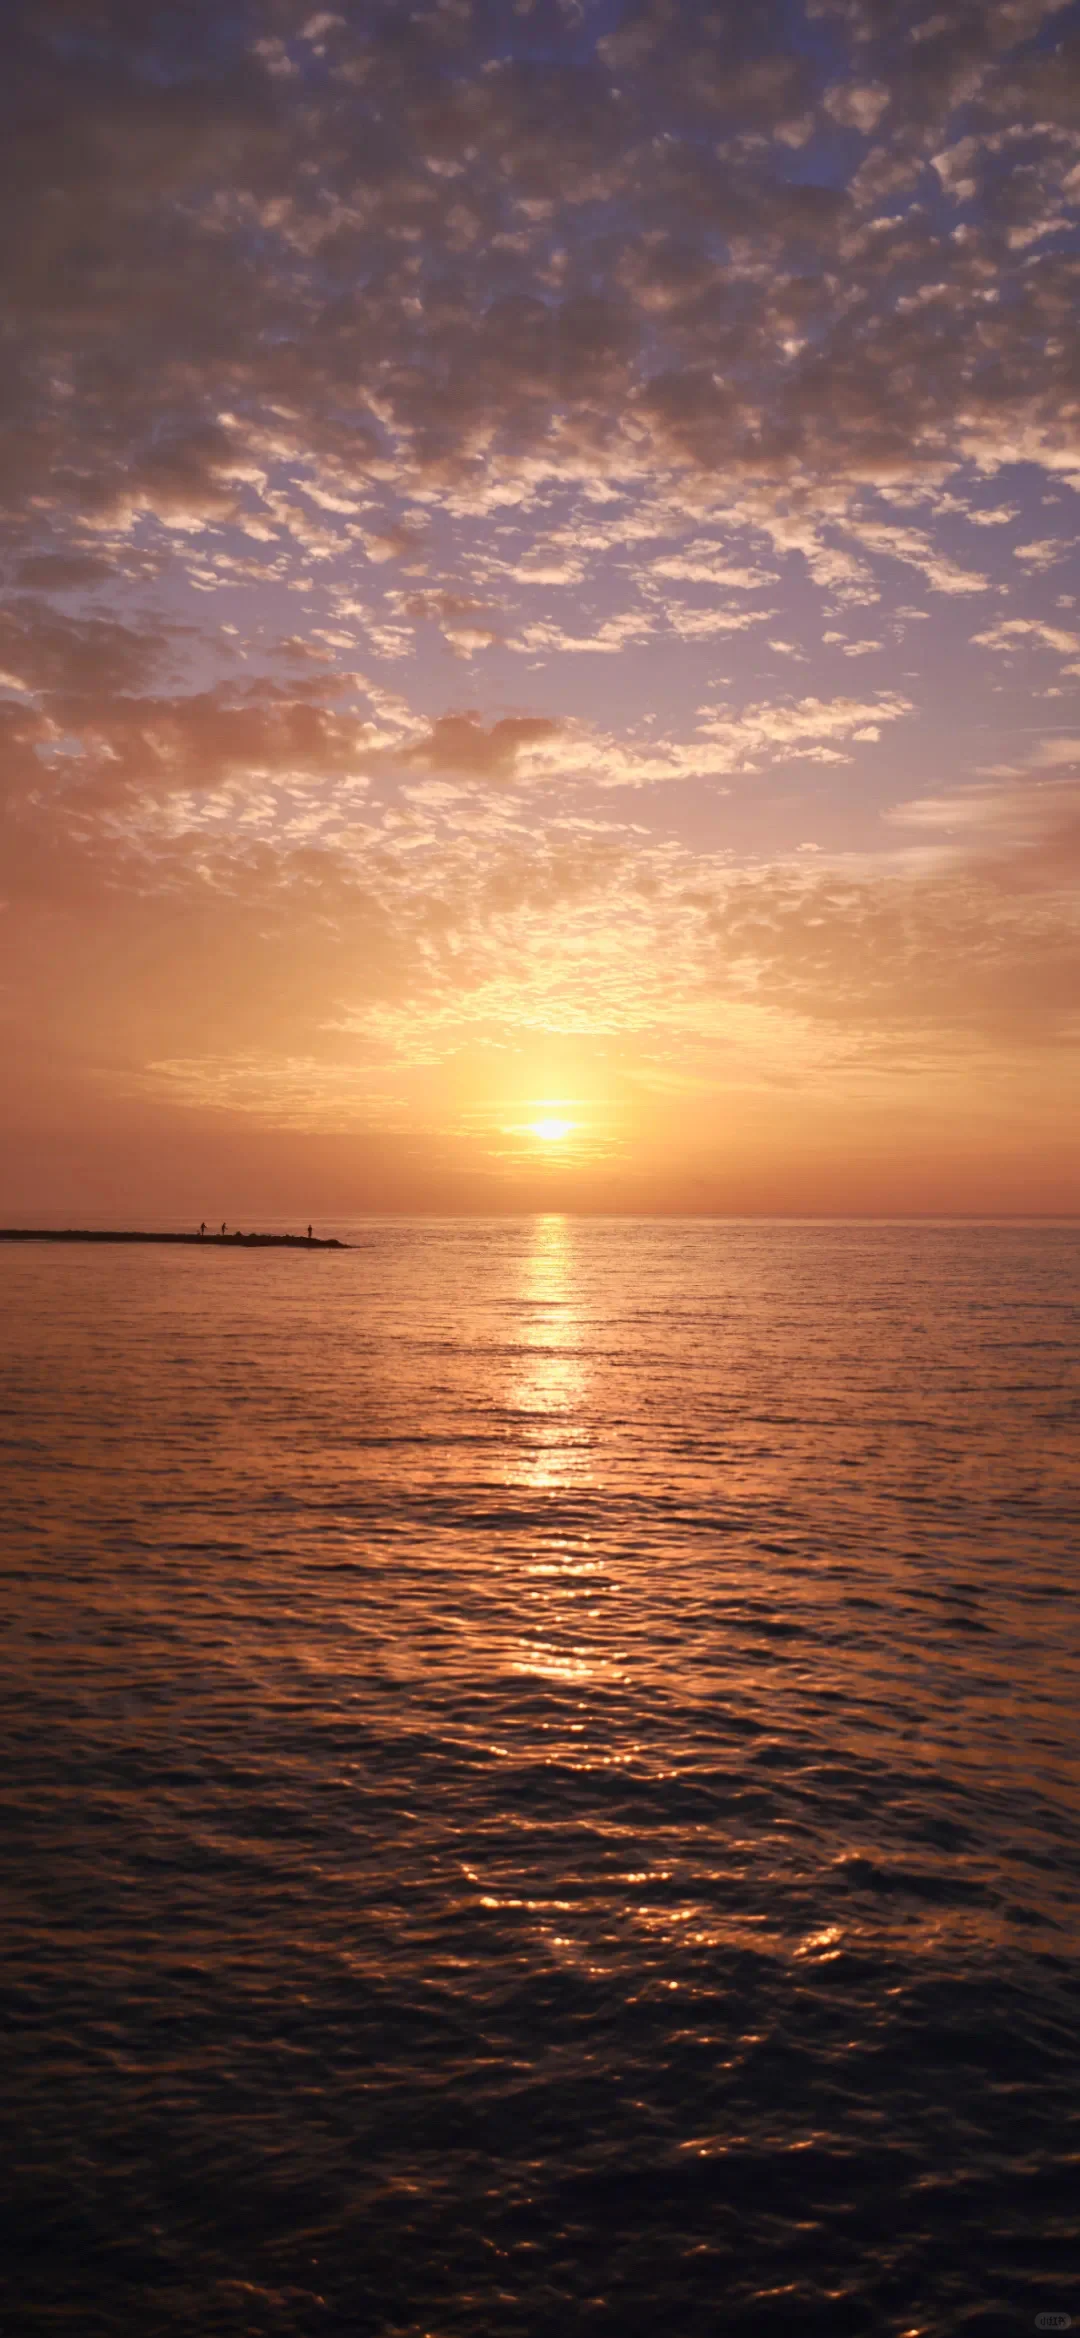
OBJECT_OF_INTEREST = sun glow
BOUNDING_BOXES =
[530,1117,574,1143]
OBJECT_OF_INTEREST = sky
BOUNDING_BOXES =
[3,0,1080,1218]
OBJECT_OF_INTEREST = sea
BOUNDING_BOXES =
[1,1218,1078,2338]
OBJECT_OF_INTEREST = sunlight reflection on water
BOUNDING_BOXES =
[507,1213,593,1491]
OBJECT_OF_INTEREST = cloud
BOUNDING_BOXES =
[15,554,116,592]
[1013,540,1067,570]
[504,689,916,790]
[397,592,502,652]
[825,81,891,133]
[664,603,776,640]
[701,857,1080,1042]
[650,550,777,587]
[512,613,657,655]
[972,618,1080,655]
[1030,739,1080,768]
[844,521,990,595]
[931,138,980,199]
[2,681,394,823]
[407,712,562,781]
[0,601,170,697]
[2,0,1078,563]
[696,691,913,760]
[884,769,1080,900]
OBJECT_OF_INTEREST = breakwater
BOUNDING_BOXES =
[0,1229,347,1248]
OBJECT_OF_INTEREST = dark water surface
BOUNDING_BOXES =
[2,1219,1078,2338]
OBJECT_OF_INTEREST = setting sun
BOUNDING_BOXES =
[530,1119,574,1144]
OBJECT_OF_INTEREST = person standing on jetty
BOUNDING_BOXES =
[307,1224,312,1243]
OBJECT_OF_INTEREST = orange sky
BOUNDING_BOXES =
[2,0,1079,1218]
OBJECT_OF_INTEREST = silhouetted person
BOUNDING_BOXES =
[199,1222,206,1238]
[221,1222,226,1236]
[307,1223,313,1243]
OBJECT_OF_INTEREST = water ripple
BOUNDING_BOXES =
[1,1220,1078,2336]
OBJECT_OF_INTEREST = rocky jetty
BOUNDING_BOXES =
[0,1229,348,1248]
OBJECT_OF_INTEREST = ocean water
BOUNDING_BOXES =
[1,1217,1078,2338]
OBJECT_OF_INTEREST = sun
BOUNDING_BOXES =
[530,1117,574,1143]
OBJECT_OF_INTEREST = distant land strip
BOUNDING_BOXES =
[0,1229,348,1249]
